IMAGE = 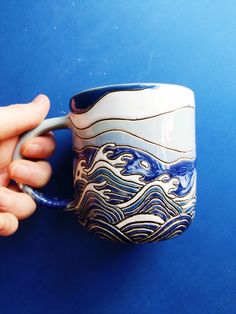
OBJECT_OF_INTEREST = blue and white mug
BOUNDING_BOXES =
[14,83,196,243]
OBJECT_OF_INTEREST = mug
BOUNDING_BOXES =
[13,83,196,243]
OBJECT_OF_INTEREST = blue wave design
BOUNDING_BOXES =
[69,144,196,243]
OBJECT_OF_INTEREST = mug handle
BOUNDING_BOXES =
[13,116,72,210]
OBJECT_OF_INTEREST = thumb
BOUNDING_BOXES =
[0,94,50,141]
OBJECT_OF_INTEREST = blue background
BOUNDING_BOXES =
[0,1,235,313]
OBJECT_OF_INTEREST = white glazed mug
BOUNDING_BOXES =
[13,83,196,243]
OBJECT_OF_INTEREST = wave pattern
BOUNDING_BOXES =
[68,143,196,243]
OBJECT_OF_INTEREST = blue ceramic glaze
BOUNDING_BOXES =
[69,144,196,243]
[22,184,71,210]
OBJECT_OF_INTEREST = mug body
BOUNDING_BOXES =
[68,83,196,243]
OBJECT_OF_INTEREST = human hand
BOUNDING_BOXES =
[0,95,56,236]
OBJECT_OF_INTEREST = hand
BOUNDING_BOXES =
[0,95,56,236]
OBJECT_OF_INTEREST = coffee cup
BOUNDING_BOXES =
[13,83,196,243]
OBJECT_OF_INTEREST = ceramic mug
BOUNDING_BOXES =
[13,83,196,243]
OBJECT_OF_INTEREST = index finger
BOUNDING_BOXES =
[0,94,50,141]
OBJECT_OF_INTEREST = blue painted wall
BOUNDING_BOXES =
[0,1,235,313]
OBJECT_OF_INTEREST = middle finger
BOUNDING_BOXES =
[21,133,56,159]
[9,159,52,188]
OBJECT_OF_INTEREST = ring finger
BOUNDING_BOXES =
[0,186,36,220]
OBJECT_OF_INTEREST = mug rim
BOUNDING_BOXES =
[70,82,194,99]
[69,82,194,115]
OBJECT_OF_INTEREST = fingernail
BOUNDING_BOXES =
[11,164,29,180]
[0,189,12,207]
[23,143,41,155]
[32,94,47,106]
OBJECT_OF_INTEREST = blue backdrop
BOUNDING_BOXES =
[0,1,235,313]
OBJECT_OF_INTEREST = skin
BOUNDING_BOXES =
[0,94,56,236]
